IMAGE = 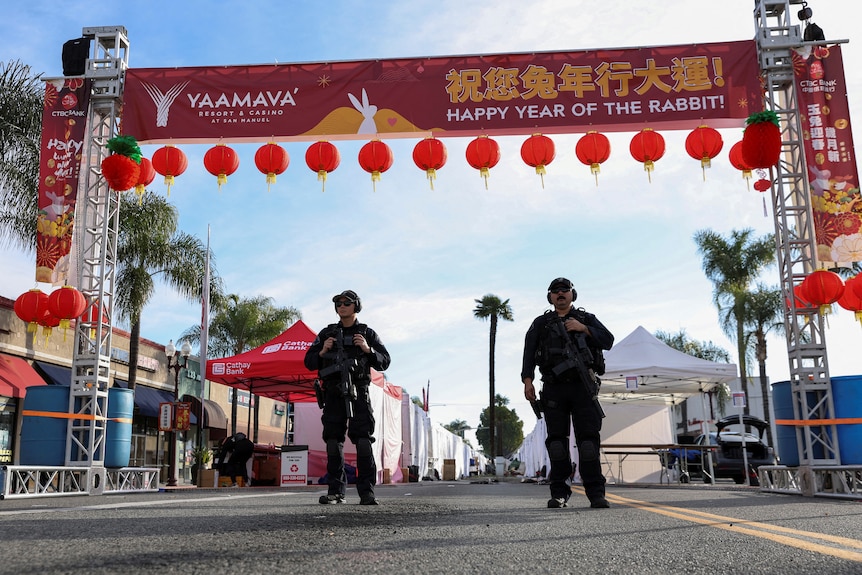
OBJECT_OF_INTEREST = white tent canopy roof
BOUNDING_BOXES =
[599,326,738,406]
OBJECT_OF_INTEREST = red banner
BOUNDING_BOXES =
[122,40,760,144]
[35,78,91,284]
[794,45,862,264]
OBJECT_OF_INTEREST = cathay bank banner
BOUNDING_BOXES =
[122,40,760,144]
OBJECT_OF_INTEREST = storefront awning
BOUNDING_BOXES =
[182,394,228,430]
[34,361,71,386]
[0,354,49,398]
[116,381,197,424]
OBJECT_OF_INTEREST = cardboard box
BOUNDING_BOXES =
[442,460,456,481]
[383,469,391,484]
[198,468,217,488]
[218,475,245,487]
[401,467,410,483]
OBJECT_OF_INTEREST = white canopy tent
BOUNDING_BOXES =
[599,326,738,406]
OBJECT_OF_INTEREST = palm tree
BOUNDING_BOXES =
[0,60,43,250]
[742,284,784,445]
[694,228,776,415]
[473,294,513,459]
[115,190,220,389]
[180,293,300,436]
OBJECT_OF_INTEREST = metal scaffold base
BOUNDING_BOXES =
[1,465,160,500]
[759,465,862,500]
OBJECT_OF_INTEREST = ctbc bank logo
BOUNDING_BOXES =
[141,81,190,128]
[211,363,225,375]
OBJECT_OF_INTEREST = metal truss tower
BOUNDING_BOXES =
[67,26,129,493]
[753,1,850,495]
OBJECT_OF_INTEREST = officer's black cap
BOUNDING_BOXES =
[332,290,359,303]
[548,277,573,291]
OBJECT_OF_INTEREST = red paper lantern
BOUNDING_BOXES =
[37,308,61,343]
[837,275,862,326]
[47,285,88,337]
[753,179,771,192]
[358,140,394,191]
[520,134,556,188]
[788,282,813,313]
[741,110,781,169]
[204,144,240,191]
[82,299,109,339]
[728,141,753,188]
[575,131,611,186]
[151,145,188,196]
[254,143,290,192]
[801,269,845,315]
[133,157,156,203]
[412,137,447,190]
[685,125,723,180]
[305,141,341,192]
[465,135,501,189]
[14,289,49,333]
[629,128,665,182]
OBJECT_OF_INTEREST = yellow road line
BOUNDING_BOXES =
[589,489,862,562]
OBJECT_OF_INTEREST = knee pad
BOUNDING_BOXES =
[326,439,341,457]
[547,439,568,462]
[579,440,598,462]
[356,437,373,458]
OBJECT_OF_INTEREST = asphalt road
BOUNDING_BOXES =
[1,479,861,575]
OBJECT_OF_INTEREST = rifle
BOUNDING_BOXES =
[318,327,358,418]
[548,317,606,418]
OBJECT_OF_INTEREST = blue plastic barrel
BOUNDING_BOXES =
[831,375,862,464]
[105,387,133,468]
[20,385,69,466]
[771,381,799,466]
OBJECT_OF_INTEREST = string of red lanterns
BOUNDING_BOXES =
[122,122,795,195]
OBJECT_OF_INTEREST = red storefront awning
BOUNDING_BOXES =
[0,354,49,399]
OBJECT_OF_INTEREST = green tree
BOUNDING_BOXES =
[443,419,470,438]
[476,395,524,457]
[742,283,784,445]
[0,60,42,251]
[116,190,221,390]
[180,293,300,437]
[473,294,514,459]
[694,228,775,415]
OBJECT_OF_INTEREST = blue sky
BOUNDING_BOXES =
[3,1,861,445]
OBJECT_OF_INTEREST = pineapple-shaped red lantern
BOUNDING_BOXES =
[741,110,781,169]
[101,136,142,192]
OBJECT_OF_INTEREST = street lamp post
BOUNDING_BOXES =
[165,339,191,487]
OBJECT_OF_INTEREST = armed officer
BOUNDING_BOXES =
[304,290,391,505]
[521,277,614,509]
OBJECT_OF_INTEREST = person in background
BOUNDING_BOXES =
[227,432,255,487]
[304,290,391,505]
[521,277,614,509]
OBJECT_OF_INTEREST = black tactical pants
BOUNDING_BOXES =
[321,382,377,498]
[542,375,606,502]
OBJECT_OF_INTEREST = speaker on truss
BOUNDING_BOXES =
[62,37,90,76]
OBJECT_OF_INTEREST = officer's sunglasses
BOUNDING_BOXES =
[550,288,570,294]
[335,300,355,307]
